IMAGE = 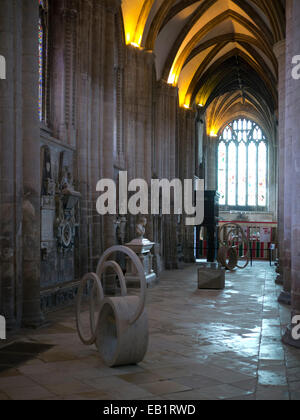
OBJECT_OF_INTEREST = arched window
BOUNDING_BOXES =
[38,0,49,122]
[217,119,268,209]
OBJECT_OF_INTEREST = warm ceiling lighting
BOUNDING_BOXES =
[183,104,190,109]
[168,72,176,86]
[131,34,143,49]
[209,131,218,137]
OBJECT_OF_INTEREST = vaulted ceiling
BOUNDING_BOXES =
[121,0,285,135]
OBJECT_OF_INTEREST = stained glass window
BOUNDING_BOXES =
[217,119,268,209]
[238,142,246,206]
[227,142,236,206]
[218,142,226,205]
[38,0,48,122]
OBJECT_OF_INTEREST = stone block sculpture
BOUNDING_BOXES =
[198,262,225,290]
[76,246,148,367]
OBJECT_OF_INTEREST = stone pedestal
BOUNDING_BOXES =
[125,239,157,288]
[278,290,291,306]
[197,263,225,290]
[282,328,300,349]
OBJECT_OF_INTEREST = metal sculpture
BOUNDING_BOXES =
[217,223,249,271]
[76,246,148,367]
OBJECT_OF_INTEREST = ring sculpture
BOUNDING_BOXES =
[76,246,148,367]
[217,223,250,271]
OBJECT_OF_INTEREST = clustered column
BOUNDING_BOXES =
[0,0,23,328]
[273,40,291,304]
[282,0,300,348]
[22,0,44,327]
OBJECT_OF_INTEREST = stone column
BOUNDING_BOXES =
[273,41,287,292]
[76,0,92,276]
[22,0,44,327]
[205,135,218,191]
[283,0,300,348]
[178,108,197,263]
[89,0,106,268]
[280,16,293,305]
[290,0,300,327]
[102,0,119,251]
[0,0,23,329]
[153,81,179,269]
[50,0,78,146]
[124,45,155,244]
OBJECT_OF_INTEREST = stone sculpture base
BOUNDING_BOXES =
[95,296,148,367]
[282,327,300,349]
[125,239,157,288]
[278,291,291,305]
[198,262,225,290]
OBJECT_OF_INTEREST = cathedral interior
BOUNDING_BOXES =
[0,0,300,401]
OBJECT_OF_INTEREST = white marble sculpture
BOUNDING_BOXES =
[125,217,157,287]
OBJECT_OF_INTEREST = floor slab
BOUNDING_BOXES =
[0,262,299,400]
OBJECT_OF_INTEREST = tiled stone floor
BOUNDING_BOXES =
[0,261,300,400]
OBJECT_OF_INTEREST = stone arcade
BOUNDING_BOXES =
[0,0,300,401]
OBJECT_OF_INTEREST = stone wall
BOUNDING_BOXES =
[0,0,200,327]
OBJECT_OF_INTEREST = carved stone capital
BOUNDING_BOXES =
[273,40,286,60]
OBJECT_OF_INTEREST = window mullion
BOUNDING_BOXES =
[246,141,249,207]
[236,140,239,207]
[256,142,259,208]
[226,143,229,206]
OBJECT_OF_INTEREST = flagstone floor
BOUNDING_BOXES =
[0,262,300,400]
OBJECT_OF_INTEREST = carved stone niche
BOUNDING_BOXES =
[55,164,81,254]
[41,146,56,261]
[40,147,81,260]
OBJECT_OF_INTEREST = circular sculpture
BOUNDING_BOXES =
[217,245,239,271]
[76,246,148,367]
[218,223,249,271]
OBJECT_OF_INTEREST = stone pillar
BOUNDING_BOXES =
[152,81,179,268]
[50,0,78,146]
[280,12,293,305]
[273,41,287,292]
[153,81,178,180]
[22,0,44,327]
[124,44,155,246]
[283,0,300,348]
[102,0,119,251]
[76,0,92,276]
[0,0,23,329]
[177,107,197,264]
[89,0,106,269]
[205,135,218,191]
[290,0,300,320]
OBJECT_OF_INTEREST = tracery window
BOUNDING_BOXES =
[218,119,268,210]
[39,0,49,122]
